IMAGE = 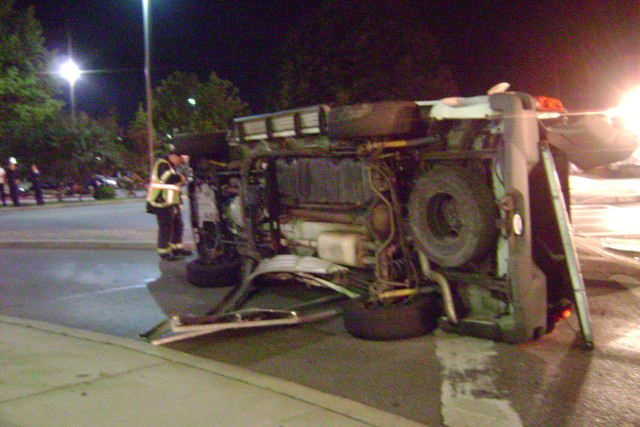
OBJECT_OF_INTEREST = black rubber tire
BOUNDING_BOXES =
[327,101,425,140]
[409,166,496,267]
[186,257,241,288]
[343,295,440,341]
[172,131,230,160]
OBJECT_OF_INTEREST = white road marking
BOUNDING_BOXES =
[435,331,523,427]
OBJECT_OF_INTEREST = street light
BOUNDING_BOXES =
[59,59,81,126]
[142,0,154,173]
[188,97,197,133]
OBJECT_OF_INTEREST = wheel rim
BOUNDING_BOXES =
[426,193,461,241]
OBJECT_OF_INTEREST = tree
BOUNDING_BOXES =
[153,71,248,136]
[272,0,458,109]
[123,104,152,178]
[191,72,249,133]
[79,112,126,176]
[152,71,200,136]
[0,1,162,186]
[0,0,62,161]
[45,111,126,186]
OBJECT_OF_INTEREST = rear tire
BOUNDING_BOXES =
[343,295,440,341]
[186,257,241,288]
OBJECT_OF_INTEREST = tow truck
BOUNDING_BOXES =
[143,84,637,348]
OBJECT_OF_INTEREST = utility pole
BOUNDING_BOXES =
[143,0,154,173]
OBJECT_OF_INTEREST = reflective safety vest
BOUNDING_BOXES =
[147,158,181,208]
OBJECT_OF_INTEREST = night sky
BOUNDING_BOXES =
[14,1,640,125]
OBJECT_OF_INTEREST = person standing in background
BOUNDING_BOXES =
[29,164,45,205]
[0,164,6,206]
[6,157,20,207]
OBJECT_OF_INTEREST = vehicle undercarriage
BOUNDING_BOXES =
[144,89,637,347]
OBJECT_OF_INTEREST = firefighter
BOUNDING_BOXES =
[146,146,192,261]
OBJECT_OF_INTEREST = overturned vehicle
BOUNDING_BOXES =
[147,86,637,346]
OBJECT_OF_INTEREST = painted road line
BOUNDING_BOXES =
[435,331,523,427]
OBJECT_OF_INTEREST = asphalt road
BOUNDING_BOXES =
[1,200,640,425]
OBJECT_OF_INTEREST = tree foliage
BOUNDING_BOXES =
[0,1,136,185]
[272,0,458,109]
[45,111,127,185]
[123,104,152,177]
[0,0,62,162]
[153,71,248,136]
[0,0,47,75]
[152,71,200,136]
[0,1,251,186]
[191,72,249,133]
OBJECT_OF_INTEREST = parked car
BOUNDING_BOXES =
[18,183,32,196]
[90,175,118,188]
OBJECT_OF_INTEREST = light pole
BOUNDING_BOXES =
[60,59,81,127]
[188,97,196,133]
[142,0,154,173]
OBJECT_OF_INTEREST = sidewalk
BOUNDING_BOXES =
[0,316,420,427]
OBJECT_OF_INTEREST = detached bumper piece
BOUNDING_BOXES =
[142,308,339,345]
[142,255,357,345]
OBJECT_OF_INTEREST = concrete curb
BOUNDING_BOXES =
[0,196,143,211]
[0,240,156,250]
[0,315,423,427]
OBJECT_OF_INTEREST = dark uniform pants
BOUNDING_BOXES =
[8,183,20,206]
[155,205,184,255]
